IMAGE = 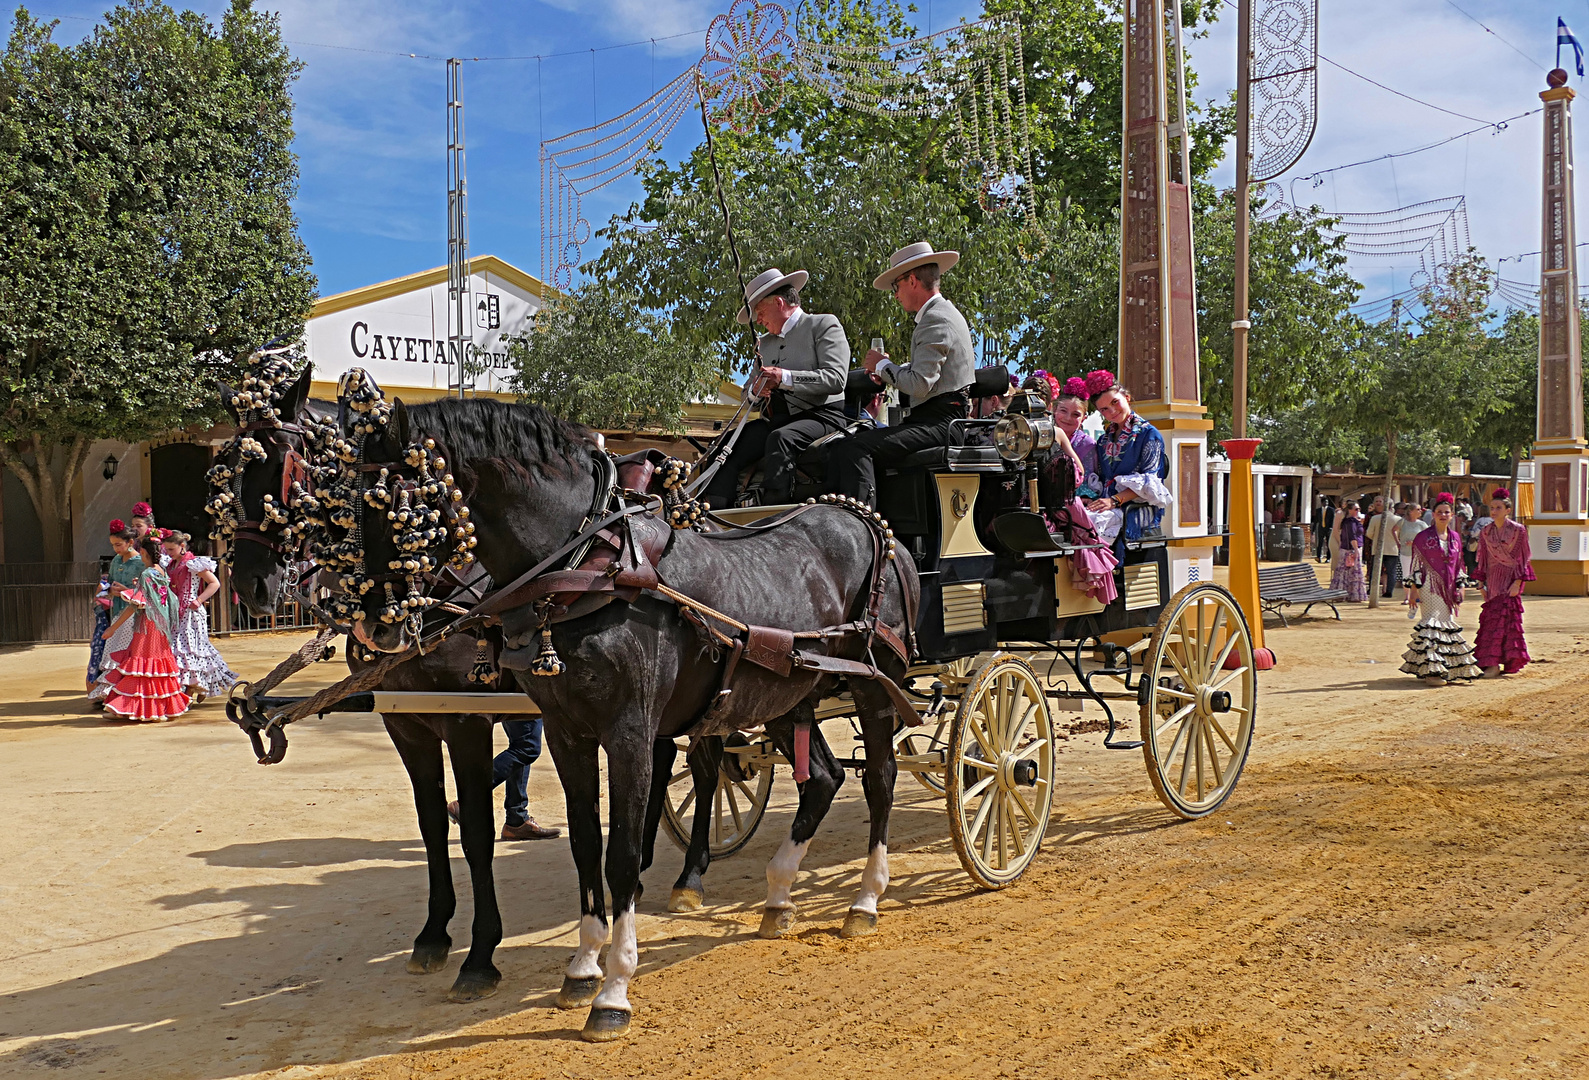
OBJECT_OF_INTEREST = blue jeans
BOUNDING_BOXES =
[492,718,544,827]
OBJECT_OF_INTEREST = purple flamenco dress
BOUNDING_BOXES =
[1473,519,1534,674]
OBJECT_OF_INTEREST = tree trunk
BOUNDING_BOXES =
[1367,431,1398,611]
[0,434,91,563]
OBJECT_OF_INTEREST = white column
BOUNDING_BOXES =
[1253,472,1266,525]
[1213,469,1227,537]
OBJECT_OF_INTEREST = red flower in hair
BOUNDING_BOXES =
[1061,376,1089,399]
[1490,487,1511,500]
[108,519,126,533]
[158,528,173,540]
[132,501,153,518]
[1084,369,1116,396]
[1434,493,1456,507]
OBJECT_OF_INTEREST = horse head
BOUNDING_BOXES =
[207,355,331,617]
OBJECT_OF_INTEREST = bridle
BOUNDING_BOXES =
[230,418,314,557]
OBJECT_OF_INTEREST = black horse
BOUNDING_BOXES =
[352,396,919,1041]
[218,365,514,1004]
[215,367,743,1006]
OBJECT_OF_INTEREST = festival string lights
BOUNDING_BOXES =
[538,1,1044,289]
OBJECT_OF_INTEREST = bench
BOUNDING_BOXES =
[1257,562,1348,626]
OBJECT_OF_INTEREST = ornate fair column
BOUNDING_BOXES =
[1528,68,1589,596]
[1120,0,1221,605]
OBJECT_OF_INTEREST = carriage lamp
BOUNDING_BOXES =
[993,414,1054,463]
[101,454,119,481]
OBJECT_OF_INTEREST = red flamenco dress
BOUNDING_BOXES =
[98,566,191,721]
[1474,518,1534,675]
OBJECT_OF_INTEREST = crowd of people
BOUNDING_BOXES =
[1320,490,1535,686]
[85,501,237,721]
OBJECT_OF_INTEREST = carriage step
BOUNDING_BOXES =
[1103,739,1144,750]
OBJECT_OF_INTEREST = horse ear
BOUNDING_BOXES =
[279,364,313,420]
[393,398,410,447]
[217,380,241,424]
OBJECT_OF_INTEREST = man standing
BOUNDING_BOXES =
[1313,496,1336,563]
[703,268,849,509]
[1366,499,1404,598]
[448,718,560,841]
[830,243,975,507]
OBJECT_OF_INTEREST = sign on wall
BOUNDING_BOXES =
[305,266,543,395]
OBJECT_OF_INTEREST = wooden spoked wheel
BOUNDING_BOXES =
[659,740,775,859]
[1139,583,1257,819]
[945,653,1056,889]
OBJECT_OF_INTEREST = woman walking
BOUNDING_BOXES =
[1394,502,1428,610]
[1330,500,1368,601]
[1473,488,1534,677]
[93,534,191,721]
[86,520,137,692]
[1401,494,1480,686]
[161,530,238,701]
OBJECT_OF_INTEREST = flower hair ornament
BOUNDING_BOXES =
[1490,487,1511,501]
[1433,493,1456,508]
[1060,376,1089,399]
[1026,370,1062,403]
[1083,369,1116,397]
[108,519,127,534]
[131,501,154,520]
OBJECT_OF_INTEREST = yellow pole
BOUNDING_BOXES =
[1222,437,1274,667]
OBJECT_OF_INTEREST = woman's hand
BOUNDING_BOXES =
[1085,496,1115,513]
[1509,582,1522,598]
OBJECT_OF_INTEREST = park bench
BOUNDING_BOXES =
[1257,562,1347,627]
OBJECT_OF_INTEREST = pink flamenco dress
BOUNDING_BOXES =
[1040,449,1119,605]
[1473,519,1534,674]
[95,565,192,721]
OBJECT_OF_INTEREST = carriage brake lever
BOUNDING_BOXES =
[922,680,947,720]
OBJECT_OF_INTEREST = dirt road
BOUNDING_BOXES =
[2,596,1587,1079]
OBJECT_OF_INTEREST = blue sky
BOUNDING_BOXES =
[26,0,1589,313]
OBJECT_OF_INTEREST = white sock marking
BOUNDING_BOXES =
[765,836,811,910]
[567,913,606,979]
[849,843,890,916]
[592,909,638,1012]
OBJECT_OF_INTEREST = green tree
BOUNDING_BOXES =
[0,0,314,560]
[507,285,723,434]
[1197,192,1364,441]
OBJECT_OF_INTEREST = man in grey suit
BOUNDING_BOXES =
[830,242,975,507]
[704,268,851,508]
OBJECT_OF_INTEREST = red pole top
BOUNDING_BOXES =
[1220,437,1263,461]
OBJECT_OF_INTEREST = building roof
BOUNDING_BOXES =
[311,255,552,319]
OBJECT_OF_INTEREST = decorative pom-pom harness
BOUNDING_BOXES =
[205,346,337,566]
[316,369,478,644]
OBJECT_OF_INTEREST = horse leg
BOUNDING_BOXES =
[758,704,844,939]
[383,716,454,975]
[638,738,674,906]
[549,730,607,1013]
[442,715,503,1001]
[583,724,654,1042]
[668,736,723,912]
[842,688,899,939]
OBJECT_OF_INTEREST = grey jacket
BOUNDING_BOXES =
[755,309,849,413]
[882,293,975,404]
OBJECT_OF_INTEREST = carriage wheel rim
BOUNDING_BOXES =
[660,747,775,858]
[1141,585,1256,817]
[947,654,1055,888]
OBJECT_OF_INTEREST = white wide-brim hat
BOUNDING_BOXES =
[872,241,960,291]
[736,267,809,325]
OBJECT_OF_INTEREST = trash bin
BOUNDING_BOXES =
[1264,524,1287,562]
[1289,525,1305,563]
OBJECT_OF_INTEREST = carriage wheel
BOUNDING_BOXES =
[659,741,775,859]
[945,653,1056,889]
[1139,583,1257,819]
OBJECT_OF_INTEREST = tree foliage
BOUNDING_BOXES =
[507,285,722,434]
[0,0,315,558]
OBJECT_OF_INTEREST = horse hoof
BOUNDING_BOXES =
[668,887,704,913]
[757,906,798,939]
[581,1007,632,1042]
[406,941,451,975]
[840,910,878,939]
[447,967,501,1003]
[556,975,603,1010]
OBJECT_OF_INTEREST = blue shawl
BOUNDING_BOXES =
[1098,413,1168,542]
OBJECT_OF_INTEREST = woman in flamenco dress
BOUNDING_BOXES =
[1032,373,1119,604]
[94,534,191,721]
[1330,500,1368,602]
[1079,370,1173,559]
[161,530,238,701]
[1473,488,1534,677]
[1401,494,1481,686]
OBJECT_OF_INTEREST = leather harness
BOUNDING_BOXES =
[231,418,313,558]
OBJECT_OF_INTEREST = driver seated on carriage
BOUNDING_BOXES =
[702,268,850,510]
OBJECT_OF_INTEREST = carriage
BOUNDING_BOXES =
[642,374,1258,889]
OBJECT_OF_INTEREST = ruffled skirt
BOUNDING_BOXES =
[1474,594,1529,674]
[1400,590,1479,683]
[1331,552,1367,601]
[170,606,238,698]
[95,621,191,721]
[86,607,110,686]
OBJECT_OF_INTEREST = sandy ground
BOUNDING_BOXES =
[2,587,1588,1080]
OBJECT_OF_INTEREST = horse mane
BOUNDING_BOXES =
[405,398,591,479]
